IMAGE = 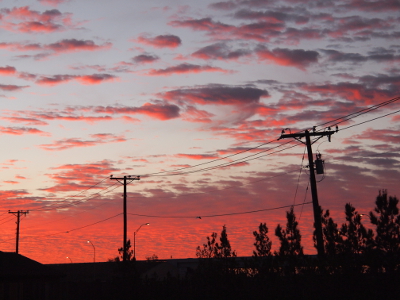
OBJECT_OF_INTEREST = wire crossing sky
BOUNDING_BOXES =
[0,0,399,264]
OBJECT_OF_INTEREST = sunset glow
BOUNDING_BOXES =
[0,0,399,264]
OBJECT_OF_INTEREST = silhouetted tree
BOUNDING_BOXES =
[196,232,218,258]
[340,203,374,255]
[275,207,303,256]
[108,239,135,262]
[369,190,400,256]
[314,208,343,256]
[196,225,237,258]
[146,254,158,261]
[253,223,272,257]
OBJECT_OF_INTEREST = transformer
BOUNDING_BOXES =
[315,153,324,174]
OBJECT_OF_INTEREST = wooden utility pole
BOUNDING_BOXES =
[110,175,140,262]
[279,128,336,258]
[8,210,29,254]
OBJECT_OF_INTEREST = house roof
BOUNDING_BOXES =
[0,251,64,281]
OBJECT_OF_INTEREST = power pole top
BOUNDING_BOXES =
[110,175,140,262]
[278,127,337,259]
[279,129,337,142]
[8,210,29,254]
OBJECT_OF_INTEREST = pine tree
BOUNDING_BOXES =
[314,208,343,256]
[196,225,236,258]
[253,223,272,257]
[216,225,237,258]
[340,203,374,255]
[275,207,303,256]
[369,190,400,256]
[196,232,218,258]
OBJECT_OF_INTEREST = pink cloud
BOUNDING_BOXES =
[175,153,220,160]
[160,85,269,106]
[351,128,400,144]
[36,74,75,85]
[0,66,17,75]
[39,133,126,151]
[0,126,50,136]
[131,54,159,64]
[0,6,74,33]
[94,103,180,120]
[0,190,29,201]
[42,160,118,193]
[255,46,319,70]
[4,180,19,184]
[169,17,234,32]
[38,0,68,6]
[45,39,112,53]
[146,63,231,76]
[136,34,181,48]
[76,74,117,85]
[181,106,214,123]
[35,73,117,86]
[0,84,29,91]
[192,43,251,61]
[0,39,111,58]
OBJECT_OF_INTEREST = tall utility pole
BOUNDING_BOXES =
[279,127,336,259]
[8,210,29,254]
[110,175,140,262]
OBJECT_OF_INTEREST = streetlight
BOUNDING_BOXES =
[66,256,73,263]
[134,223,149,260]
[87,240,96,263]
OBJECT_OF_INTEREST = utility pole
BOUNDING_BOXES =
[110,175,140,262]
[279,127,336,259]
[8,210,29,254]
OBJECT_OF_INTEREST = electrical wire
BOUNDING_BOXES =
[315,96,400,130]
[32,177,109,211]
[127,202,312,219]
[0,216,15,226]
[32,182,119,211]
[339,108,400,132]
[139,139,280,177]
[292,145,307,206]
[17,213,123,241]
[134,96,400,179]
[298,182,310,221]
[144,141,297,177]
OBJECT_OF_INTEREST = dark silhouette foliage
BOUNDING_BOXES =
[108,239,135,262]
[253,222,272,257]
[369,190,400,256]
[340,203,374,255]
[314,208,343,256]
[196,225,237,258]
[275,207,303,257]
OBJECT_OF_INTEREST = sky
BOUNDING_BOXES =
[0,0,399,264]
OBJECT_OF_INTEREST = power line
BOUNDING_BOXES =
[315,96,400,130]
[32,177,110,211]
[339,108,400,131]
[292,145,307,206]
[140,139,279,177]
[130,170,296,200]
[15,213,123,241]
[127,202,312,219]
[32,182,119,211]
[145,140,296,177]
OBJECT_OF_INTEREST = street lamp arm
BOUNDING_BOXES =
[135,222,150,234]
[133,223,149,260]
[87,240,96,263]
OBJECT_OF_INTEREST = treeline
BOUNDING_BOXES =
[195,190,400,275]
[58,190,400,300]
